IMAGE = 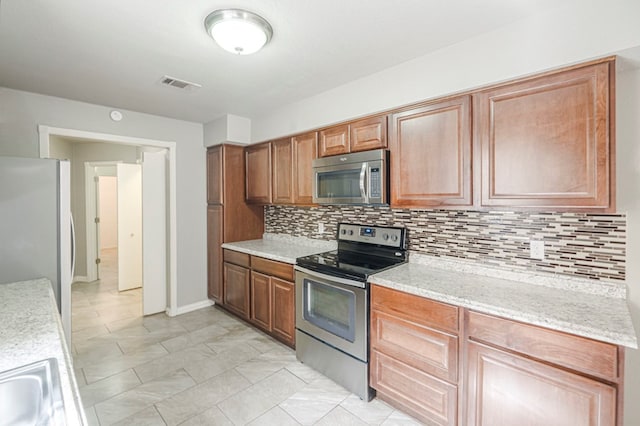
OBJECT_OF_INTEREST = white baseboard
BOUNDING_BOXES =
[72,275,89,283]
[166,299,215,317]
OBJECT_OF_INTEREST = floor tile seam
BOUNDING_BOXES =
[82,366,142,388]
[80,345,170,383]
[339,401,392,425]
[276,390,352,421]
[216,394,277,426]
[232,363,287,387]
[149,404,169,426]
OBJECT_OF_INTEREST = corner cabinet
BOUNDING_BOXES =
[389,96,472,208]
[369,284,625,426]
[222,249,296,348]
[206,144,264,304]
[222,250,250,319]
[474,60,615,211]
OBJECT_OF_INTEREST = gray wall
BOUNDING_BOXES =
[0,87,207,309]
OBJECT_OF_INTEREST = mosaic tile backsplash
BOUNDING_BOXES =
[265,206,626,282]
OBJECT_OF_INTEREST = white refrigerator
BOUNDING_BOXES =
[0,156,74,345]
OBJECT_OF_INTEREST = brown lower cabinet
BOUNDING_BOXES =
[222,262,250,320]
[223,249,296,347]
[369,284,625,426]
[370,285,460,425]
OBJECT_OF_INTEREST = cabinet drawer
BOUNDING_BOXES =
[251,256,294,281]
[371,285,459,334]
[223,249,250,268]
[467,311,619,380]
[371,310,458,383]
[371,350,457,426]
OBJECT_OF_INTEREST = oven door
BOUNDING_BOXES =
[295,266,368,362]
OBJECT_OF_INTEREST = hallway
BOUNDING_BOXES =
[70,250,419,425]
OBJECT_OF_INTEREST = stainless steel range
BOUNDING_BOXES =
[294,223,407,400]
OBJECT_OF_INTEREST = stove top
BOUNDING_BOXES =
[295,223,407,281]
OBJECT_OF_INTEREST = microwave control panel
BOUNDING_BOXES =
[369,167,381,198]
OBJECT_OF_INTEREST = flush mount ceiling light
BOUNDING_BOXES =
[204,9,273,55]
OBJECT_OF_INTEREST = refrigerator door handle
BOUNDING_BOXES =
[70,213,76,280]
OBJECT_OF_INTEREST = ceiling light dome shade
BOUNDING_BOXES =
[205,9,273,55]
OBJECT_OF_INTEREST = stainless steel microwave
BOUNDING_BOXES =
[312,149,389,205]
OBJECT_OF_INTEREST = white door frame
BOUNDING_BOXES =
[38,125,178,316]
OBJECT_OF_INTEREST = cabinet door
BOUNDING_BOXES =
[319,124,350,157]
[207,146,223,205]
[271,138,294,204]
[371,310,458,383]
[207,205,223,302]
[390,96,472,207]
[245,142,272,204]
[466,341,616,426]
[372,350,457,426]
[250,271,272,331]
[350,115,387,152]
[475,62,613,210]
[271,277,295,346]
[292,132,318,205]
[223,262,250,319]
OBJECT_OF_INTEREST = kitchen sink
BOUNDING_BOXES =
[0,358,66,426]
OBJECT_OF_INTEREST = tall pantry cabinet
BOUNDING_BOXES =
[207,144,264,303]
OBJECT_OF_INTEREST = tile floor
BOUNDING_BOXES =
[71,249,422,425]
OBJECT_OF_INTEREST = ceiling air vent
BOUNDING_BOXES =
[159,75,202,91]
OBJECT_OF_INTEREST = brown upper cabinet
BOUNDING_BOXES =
[474,60,614,211]
[245,142,272,204]
[248,132,318,205]
[390,95,473,208]
[244,58,615,212]
[319,124,350,157]
[318,115,387,157]
[206,147,223,205]
[271,138,293,204]
[292,132,318,204]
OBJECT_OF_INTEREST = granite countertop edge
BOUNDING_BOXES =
[0,278,86,425]
[370,263,638,349]
[221,233,336,264]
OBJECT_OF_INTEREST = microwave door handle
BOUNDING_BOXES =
[359,163,368,203]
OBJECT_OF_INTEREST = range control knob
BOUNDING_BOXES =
[391,234,399,242]
[348,230,354,236]
[340,229,347,235]
[382,233,390,241]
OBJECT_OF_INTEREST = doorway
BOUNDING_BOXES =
[39,125,178,316]
[87,162,144,293]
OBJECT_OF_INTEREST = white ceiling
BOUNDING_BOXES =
[0,0,578,124]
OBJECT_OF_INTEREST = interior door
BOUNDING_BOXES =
[117,163,142,291]
[142,150,167,315]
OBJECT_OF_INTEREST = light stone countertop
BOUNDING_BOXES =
[221,233,337,264]
[370,254,638,349]
[0,278,86,425]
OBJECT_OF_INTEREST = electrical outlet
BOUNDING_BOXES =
[318,222,325,234]
[530,240,545,260]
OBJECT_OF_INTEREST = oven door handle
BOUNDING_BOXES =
[294,266,366,289]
